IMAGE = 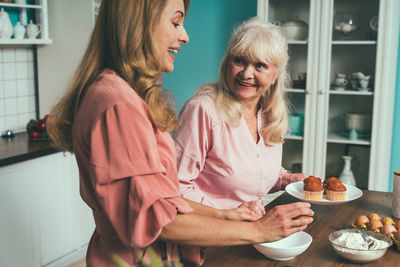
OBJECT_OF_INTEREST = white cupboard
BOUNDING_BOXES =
[257,0,400,191]
[0,153,94,267]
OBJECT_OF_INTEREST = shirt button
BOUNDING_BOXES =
[263,176,267,180]
[256,153,260,158]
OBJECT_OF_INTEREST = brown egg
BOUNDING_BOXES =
[381,217,394,225]
[395,230,400,241]
[293,215,311,220]
[368,219,383,231]
[382,224,397,235]
[353,215,369,227]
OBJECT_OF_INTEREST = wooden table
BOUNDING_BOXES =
[202,190,400,266]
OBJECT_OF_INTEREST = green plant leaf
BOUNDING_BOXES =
[112,254,132,267]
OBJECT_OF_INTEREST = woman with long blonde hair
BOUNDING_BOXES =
[174,18,309,215]
[49,2,313,266]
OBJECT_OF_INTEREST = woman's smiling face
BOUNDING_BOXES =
[227,55,277,104]
[154,0,189,73]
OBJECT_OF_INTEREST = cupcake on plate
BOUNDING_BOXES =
[304,176,322,185]
[325,180,347,201]
[323,176,340,189]
[303,177,324,200]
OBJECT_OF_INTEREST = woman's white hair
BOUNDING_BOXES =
[198,17,290,145]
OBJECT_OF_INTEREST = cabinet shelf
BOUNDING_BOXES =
[329,90,373,96]
[0,3,42,9]
[332,41,377,45]
[285,134,304,141]
[327,133,370,146]
[288,40,308,45]
[285,88,306,93]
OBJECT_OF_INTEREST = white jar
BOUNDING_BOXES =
[13,21,25,39]
[393,170,400,219]
[0,8,13,39]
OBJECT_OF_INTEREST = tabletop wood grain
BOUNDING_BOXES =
[202,190,400,267]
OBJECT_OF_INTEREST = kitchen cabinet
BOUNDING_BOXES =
[0,0,51,45]
[257,0,399,191]
[0,153,94,267]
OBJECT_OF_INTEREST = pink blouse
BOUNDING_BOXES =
[72,70,200,266]
[173,93,287,209]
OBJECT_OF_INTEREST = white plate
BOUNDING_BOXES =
[285,181,362,205]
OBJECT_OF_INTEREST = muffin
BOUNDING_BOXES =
[303,179,324,200]
[325,181,347,200]
[323,177,340,189]
[304,176,322,185]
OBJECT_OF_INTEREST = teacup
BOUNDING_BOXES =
[335,77,348,87]
[359,77,371,89]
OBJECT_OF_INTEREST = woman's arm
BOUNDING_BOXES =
[184,198,261,221]
[160,201,314,246]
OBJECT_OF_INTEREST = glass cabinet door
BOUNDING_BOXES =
[321,0,379,189]
[265,0,318,175]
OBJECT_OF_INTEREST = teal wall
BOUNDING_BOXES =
[163,0,257,110]
[389,32,400,192]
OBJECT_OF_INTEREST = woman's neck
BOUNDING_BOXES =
[242,100,260,143]
[242,100,259,121]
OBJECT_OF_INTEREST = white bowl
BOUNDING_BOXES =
[328,229,393,263]
[253,231,312,261]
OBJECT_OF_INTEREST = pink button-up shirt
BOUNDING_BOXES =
[72,70,200,266]
[173,93,287,209]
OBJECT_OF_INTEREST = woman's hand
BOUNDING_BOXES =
[281,172,309,189]
[252,202,314,243]
[239,200,266,218]
[224,201,265,221]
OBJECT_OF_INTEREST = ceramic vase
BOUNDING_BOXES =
[13,21,25,39]
[339,155,356,186]
[0,8,13,39]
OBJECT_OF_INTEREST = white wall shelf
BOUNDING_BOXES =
[0,38,52,45]
[0,0,50,45]
[0,3,42,9]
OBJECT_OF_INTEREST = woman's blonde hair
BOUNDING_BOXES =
[48,0,190,152]
[201,17,289,145]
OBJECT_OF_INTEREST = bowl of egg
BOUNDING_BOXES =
[352,213,400,250]
[328,229,392,263]
[253,231,312,261]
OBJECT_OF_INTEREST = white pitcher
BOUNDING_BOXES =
[26,20,41,39]
[0,8,13,39]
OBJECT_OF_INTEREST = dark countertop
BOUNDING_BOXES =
[0,133,59,167]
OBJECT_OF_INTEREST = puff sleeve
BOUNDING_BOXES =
[89,102,193,248]
[172,100,214,206]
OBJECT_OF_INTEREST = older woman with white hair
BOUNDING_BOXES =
[173,17,309,218]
